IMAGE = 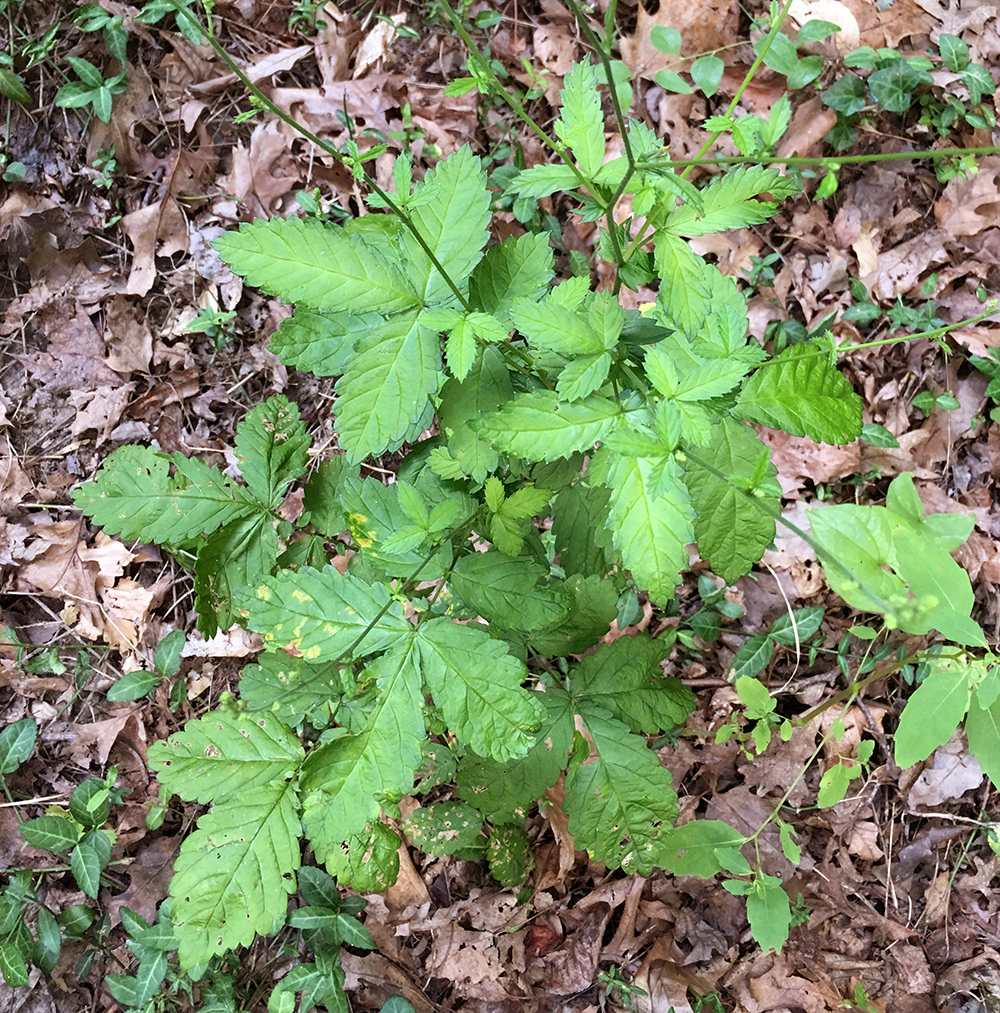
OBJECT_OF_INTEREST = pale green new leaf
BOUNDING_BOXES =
[603,454,695,603]
[683,418,778,583]
[168,780,301,970]
[241,565,412,661]
[148,704,304,804]
[966,689,1000,788]
[555,62,605,176]
[659,819,747,877]
[557,352,612,401]
[478,390,623,461]
[572,636,694,733]
[510,298,606,355]
[505,164,582,199]
[665,166,799,236]
[302,642,424,865]
[645,345,749,401]
[73,446,256,544]
[213,216,418,314]
[468,233,555,329]
[745,873,792,953]
[334,310,442,463]
[402,146,491,303]
[268,309,376,377]
[416,617,544,761]
[654,233,712,337]
[564,709,678,874]
[738,345,863,444]
[235,396,311,509]
[894,657,972,768]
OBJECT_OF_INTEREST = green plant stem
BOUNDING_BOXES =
[656,145,1000,170]
[162,0,472,314]
[682,0,796,179]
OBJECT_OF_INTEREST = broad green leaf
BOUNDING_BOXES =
[213,216,418,314]
[33,906,61,973]
[821,73,866,116]
[468,233,555,329]
[868,60,932,113]
[234,396,311,509]
[323,822,400,892]
[403,146,491,303]
[665,167,799,236]
[966,689,1000,788]
[479,390,623,461]
[0,68,29,104]
[73,446,256,544]
[660,820,747,877]
[416,617,544,761]
[268,309,373,377]
[728,634,774,679]
[20,815,80,852]
[510,296,612,356]
[817,762,852,808]
[690,55,724,97]
[334,310,441,463]
[450,553,569,633]
[0,717,36,775]
[302,642,425,861]
[457,688,573,822]
[745,874,791,952]
[169,779,301,970]
[194,513,278,636]
[738,345,863,443]
[552,482,611,577]
[528,573,618,655]
[645,344,749,402]
[239,652,341,726]
[602,454,695,603]
[894,658,972,768]
[241,565,412,661]
[557,352,612,401]
[650,25,681,53]
[683,418,777,582]
[302,457,359,538]
[555,62,605,176]
[148,703,304,803]
[504,164,582,200]
[572,636,694,733]
[403,802,484,856]
[0,942,28,987]
[71,837,103,899]
[736,675,774,720]
[564,709,678,874]
[653,233,712,337]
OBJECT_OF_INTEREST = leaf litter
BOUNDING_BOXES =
[3,0,1000,1009]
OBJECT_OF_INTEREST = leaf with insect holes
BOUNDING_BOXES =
[234,396,311,509]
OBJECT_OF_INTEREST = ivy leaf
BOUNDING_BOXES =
[234,396,311,510]
[416,617,544,761]
[894,657,972,768]
[73,446,256,544]
[868,60,932,113]
[213,216,418,315]
[602,454,695,603]
[555,61,605,176]
[565,709,678,874]
[478,390,623,461]
[241,565,412,662]
[334,310,441,463]
[267,309,374,377]
[683,418,778,583]
[665,167,799,236]
[572,636,694,733]
[302,641,425,863]
[738,345,863,443]
[468,233,555,329]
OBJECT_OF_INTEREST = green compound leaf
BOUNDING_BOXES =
[0,717,36,775]
[168,780,301,970]
[234,396,311,510]
[894,656,973,768]
[573,636,695,734]
[528,573,618,656]
[665,166,799,236]
[565,709,678,875]
[745,873,792,953]
[478,390,623,462]
[403,146,491,303]
[683,418,778,583]
[403,802,485,857]
[468,233,554,329]
[555,61,605,177]
[302,641,425,863]
[322,822,400,893]
[450,552,569,634]
[660,819,747,877]
[504,163,583,200]
[268,309,375,377]
[653,232,713,338]
[602,453,695,604]
[212,216,418,315]
[241,564,412,662]
[738,345,863,444]
[148,702,304,804]
[73,446,256,544]
[334,310,441,464]
[487,824,534,887]
[416,617,544,762]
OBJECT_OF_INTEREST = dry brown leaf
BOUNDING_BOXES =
[354,15,406,78]
[121,197,188,297]
[428,924,501,985]
[788,0,860,53]
[67,710,144,767]
[103,296,154,374]
[935,157,1000,237]
[907,732,984,808]
[69,384,135,444]
[0,456,35,514]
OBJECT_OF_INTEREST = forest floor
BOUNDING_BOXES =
[4,0,1000,1011]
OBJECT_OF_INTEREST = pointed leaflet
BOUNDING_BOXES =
[147,706,304,970]
[555,61,605,176]
[665,167,800,236]
[415,617,544,762]
[564,708,678,874]
[601,453,695,603]
[468,233,555,329]
[505,164,583,200]
[402,146,491,304]
[894,656,973,768]
[267,309,375,377]
[654,233,713,338]
[213,216,418,314]
[552,482,611,578]
[73,446,255,543]
[572,636,695,733]
[683,417,778,583]
[301,641,424,864]
[241,564,412,661]
[334,309,442,463]
[234,396,311,509]
[478,390,623,461]
[738,345,863,444]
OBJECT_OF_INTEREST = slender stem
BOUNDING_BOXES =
[654,146,1000,170]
